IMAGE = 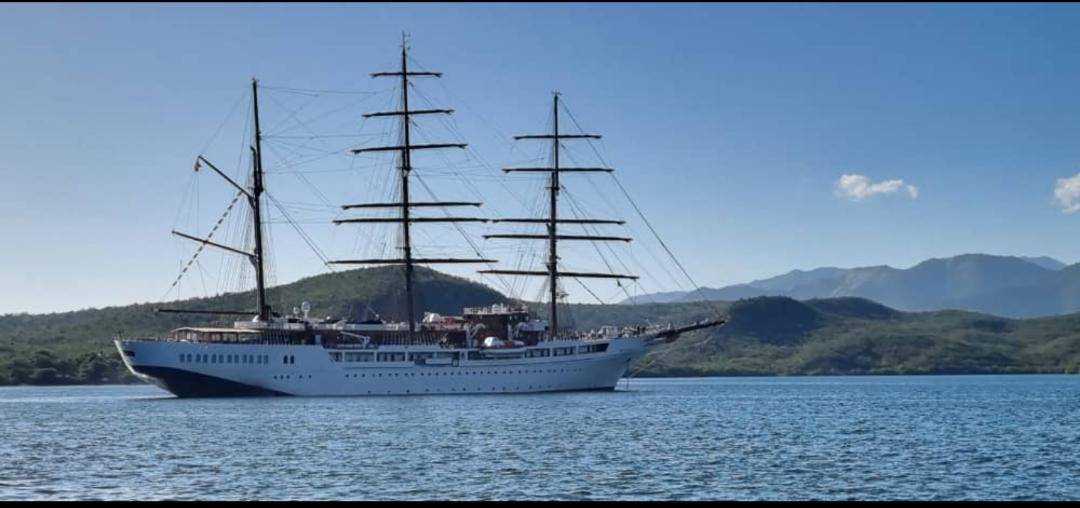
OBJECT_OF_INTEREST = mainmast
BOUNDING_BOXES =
[251,79,270,322]
[398,42,416,339]
[549,95,560,335]
[329,36,494,341]
[481,93,638,339]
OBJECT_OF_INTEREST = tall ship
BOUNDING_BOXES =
[115,40,725,397]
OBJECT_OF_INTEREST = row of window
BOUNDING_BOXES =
[180,353,269,365]
[330,352,374,363]
[330,351,460,363]
[175,331,247,343]
[343,368,583,379]
[464,346,593,361]
[268,369,584,382]
[185,346,606,367]
[179,353,299,366]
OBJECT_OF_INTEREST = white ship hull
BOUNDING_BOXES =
[114,336,654,397]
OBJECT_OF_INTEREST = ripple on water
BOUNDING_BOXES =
[0,377,1079,500]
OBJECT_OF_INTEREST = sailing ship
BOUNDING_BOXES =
[114,40,725,397]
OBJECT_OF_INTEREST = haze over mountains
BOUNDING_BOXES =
[624,254,1080,319]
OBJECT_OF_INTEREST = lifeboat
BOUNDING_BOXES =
[479,336,527,357]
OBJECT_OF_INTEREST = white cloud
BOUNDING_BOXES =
[1054,173,1080,214]
[836,173,919,201]
[905,184,918,199]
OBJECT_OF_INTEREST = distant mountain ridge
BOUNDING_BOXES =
[624,254,1079,318]
[1018,256,1068,271]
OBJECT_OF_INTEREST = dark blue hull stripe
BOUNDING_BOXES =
[133,366,621,398]
[132,366,289,398]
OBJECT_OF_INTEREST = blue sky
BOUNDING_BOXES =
[4,3,1080,314]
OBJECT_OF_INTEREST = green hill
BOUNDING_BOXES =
[637,296,1080,377]
[3,267,1080,386]
[0,266,507,385]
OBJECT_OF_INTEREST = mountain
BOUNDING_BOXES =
[624,254,1076,318]
[4,266,1080,386]
[622,284,769,305]
[1019,256,1067,271]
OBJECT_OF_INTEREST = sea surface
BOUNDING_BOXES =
[1,375,1078,500]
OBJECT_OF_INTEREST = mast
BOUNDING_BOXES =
[548,94,560,336]
[170,82,271,320]
[480,94,638,340]
[251,79,270,322]
[329,35,494,342]
[399,41,417,338]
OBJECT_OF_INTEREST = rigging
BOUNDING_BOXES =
[329,34,494,341]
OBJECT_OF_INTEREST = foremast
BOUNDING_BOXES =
[480,94,638,339]
[329,36,494,341]
[164,79,272,321]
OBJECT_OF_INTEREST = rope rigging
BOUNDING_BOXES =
[166,51,724,348]
[164,189,245,299]
[264,191,336,271]
[559,98,726,318]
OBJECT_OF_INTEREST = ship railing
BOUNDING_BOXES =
[462,304,530,315]
[545,322,675,342]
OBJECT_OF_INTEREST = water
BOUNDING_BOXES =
[1,375,1078,500]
